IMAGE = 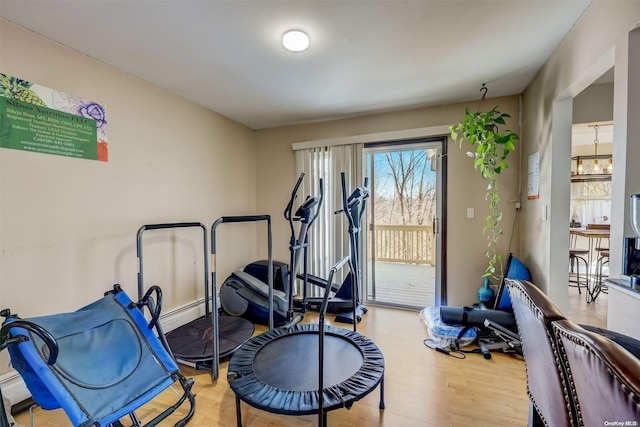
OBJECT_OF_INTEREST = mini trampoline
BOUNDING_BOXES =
[227,256,385,426]
[165,315,255,362]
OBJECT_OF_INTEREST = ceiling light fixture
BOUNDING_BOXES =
[592,124,600,172]
[282,30,309,52]
[571,123,613,181]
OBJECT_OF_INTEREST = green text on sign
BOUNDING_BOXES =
[0,97,98,160]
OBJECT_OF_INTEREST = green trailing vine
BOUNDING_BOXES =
[450,106,519,281]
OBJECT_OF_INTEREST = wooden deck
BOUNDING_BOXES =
[364,261,609,325]
[365,261,436,309]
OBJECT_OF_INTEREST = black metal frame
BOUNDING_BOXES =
[136,222,210,316]
[136,222,221,376]
[211,215,273,380]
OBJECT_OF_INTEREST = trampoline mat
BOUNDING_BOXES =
[228,323,384,415]
[255,333,361,390]
[166,315,254,361]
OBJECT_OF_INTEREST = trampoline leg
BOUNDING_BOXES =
[235,394,242,427]
[318,410,327,427]
[379,376,385,410]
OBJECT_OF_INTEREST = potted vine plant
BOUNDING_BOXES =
[450,106,519,288]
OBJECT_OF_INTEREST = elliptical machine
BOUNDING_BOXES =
[218,173,323,326]
[299,172,369,324]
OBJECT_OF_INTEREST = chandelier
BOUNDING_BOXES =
[571,124,613,182]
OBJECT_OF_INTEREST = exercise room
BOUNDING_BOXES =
[1,2,640,426]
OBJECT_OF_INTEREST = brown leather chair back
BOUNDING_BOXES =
[506,279,574,426]
[553,319,640,426]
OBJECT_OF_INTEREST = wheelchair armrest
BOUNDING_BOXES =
[136,285,163,329]
[0,320,59,365]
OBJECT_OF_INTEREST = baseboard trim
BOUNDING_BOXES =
[0,372,29,406]
[159,297,208,332]
[0,297,208,406]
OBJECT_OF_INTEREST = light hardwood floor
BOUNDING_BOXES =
[566,285,608,329]
[14,306,530,427]
[14,288,606,427]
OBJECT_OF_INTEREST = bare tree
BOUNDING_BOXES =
[381,150,436,225]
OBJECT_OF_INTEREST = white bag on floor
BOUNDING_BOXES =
[420,306,477,347]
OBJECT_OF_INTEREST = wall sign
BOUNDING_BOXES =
[0,73,108,162]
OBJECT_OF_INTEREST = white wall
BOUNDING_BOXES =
[0,20,260,375]
[520,1,640,312]
[573,82,614,124]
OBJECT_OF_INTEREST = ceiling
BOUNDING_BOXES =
[0,0,593,130]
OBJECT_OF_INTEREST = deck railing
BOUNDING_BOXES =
[372,224,434,265]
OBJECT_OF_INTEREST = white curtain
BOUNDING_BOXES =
[570,180,612,226]
[294,143,364,296]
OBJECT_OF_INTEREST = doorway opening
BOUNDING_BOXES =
[363,137,445,310]
[567,67,614,327]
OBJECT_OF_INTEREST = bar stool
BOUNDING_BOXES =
[593,250,609,300]
[594,236,609,263]
[592,236,609,300]
[569,231,589,293]
[569,248,589,294]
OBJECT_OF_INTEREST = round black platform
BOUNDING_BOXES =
[166,315,254,361]
[227,323,384,415]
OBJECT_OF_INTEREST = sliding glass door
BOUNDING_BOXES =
[363,138,443,309]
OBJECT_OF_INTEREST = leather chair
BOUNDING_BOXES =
[552,319,640,427]
[505,279,575,427]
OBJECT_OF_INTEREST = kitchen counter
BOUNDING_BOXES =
[605,278,640,340]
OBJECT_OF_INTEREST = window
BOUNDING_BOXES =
[570,180,611,226]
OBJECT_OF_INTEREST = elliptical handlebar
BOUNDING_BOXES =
[284,174,324,322]
[340,172,351,223]
[360,177,370,206]
[336,173,369,225]
[285,173,324,231]
[284,173,305,222]
[307,178,324,226]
